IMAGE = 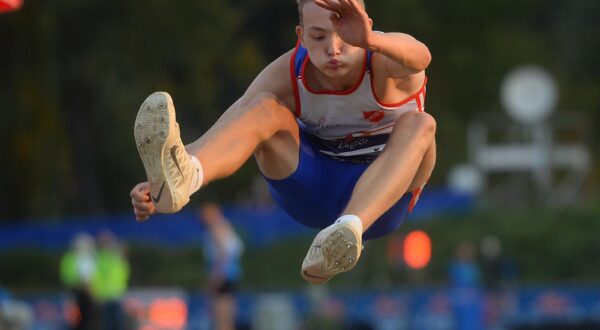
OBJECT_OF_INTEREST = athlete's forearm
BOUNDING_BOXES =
[367,32,431,73]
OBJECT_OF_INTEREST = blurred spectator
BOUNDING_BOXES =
[60,233,98,330]
[198,202,244,330]
[303,286,345,330]
[371,295,409,330]
[449,241,481,288]
[91,230,130,330]
[448,240,483,330]
[0,287,33,330]
[480,235,518,328]
[480,235,518,291]
[412,294,456,330]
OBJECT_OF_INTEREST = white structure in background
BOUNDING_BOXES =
[458,65,591,206]
[447,164,485,196]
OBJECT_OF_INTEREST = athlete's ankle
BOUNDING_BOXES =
[188,155,204,197]
[335,214,363,234]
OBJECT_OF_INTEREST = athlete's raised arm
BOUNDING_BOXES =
[313,0,431,77]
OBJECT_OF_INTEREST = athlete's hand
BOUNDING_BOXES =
[313,0,373,49]
[130,182,157,222]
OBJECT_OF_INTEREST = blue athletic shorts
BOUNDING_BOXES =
[262,129,421,241]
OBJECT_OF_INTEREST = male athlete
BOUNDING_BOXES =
[130,0,435,284]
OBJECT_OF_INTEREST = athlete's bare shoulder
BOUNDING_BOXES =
[239,48,296,111]
[368,32,429,99]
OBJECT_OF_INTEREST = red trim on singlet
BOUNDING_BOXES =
[356,123,395,137]
[368,54,428,109]
[408,187,423,213]
[414,91,423,112]
[299,50,369,95]
[290,40,302,117]
[420,83,427,112]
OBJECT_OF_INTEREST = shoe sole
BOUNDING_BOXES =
[322,226,361,274]
[134,92,177,213]
[302,225,362,284]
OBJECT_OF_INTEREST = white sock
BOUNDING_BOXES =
[336,214,364,233]
[188,155,204,196]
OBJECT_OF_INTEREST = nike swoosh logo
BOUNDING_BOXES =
[170,145,184,176]
[152,182,166,203]
[302,270,330,280]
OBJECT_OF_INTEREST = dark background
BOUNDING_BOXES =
[1,0,598,221]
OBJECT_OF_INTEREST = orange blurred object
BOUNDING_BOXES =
[63,300,81,327]
[403,230,432,269]
[148,298,187,329]
[0,0,23,13]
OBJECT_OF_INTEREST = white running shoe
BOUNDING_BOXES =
[134,92,200,214]
[301,221,363,284]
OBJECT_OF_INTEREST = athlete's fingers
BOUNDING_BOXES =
[313,1,334,12]
[132,199,153,212]
[133,203,156,222]
[135,182,151,195]
[131,183,155,222]
[134,205,152,215]
[134,207,146,217]
[338,0,353,10]
[133,193,157,211]
[313,0,330,8]
[314,0,343,13]
[131,193,148,204]
[138,193,150,203]
[326,0,345,12]
[136,216,149,222]
[130,182,151,202]
[131,191,149,203]
[133,206,147,219]
[314,0,341,23]
[130,184,141,198]
[135,210,149,222]
[346,0,363,12]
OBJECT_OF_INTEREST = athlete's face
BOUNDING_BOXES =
[296,1,364,78]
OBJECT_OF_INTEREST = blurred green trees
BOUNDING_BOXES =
[0,0,599,221]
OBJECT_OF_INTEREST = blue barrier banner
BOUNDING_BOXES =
[9,286,600,330]
[0,187,473,250]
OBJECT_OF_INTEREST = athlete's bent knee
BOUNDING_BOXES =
[415,112,436,138]
[396,111,436,139]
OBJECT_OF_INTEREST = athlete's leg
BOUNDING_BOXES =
[213,293,236,330]
[407,138,436,191]
[133,92,299,215]
[343,111,437,230]
[300,111,435,284]
[299,112,435,284]
[185,92,300,183]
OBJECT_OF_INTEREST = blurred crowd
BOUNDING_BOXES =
[59,230,130,330]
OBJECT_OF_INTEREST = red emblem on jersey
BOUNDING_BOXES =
[363,110,384,123]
